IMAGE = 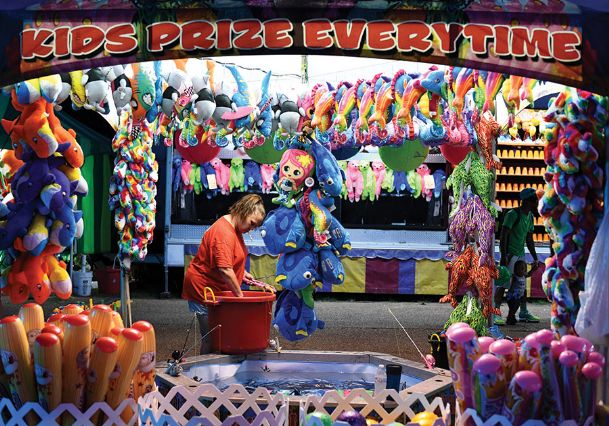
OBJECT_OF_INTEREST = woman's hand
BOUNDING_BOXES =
[244,270,254,281]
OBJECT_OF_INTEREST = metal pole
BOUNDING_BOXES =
[161,144,173,299]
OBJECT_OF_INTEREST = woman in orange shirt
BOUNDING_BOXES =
[182,194,267,354]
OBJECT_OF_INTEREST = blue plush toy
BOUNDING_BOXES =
[244,160,262,191]
[311,139,343,197]
[172,152,182,193]
[275,249,320,291]
[319,250,345,285]
[393,171,408,195]
[273,288,325,341]
[328,216,351,255]
[201,162,219,199]
[260,206,308,255]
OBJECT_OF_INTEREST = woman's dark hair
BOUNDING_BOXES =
[228,194,265,222]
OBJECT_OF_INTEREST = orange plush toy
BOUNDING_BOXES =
[467,250,500,318]
[45,102,84,168]
[1,98,59,160]
[440,245,475,307]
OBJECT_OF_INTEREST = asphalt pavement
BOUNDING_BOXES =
[0,293,551,365]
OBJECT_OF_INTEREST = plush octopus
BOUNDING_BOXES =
[467,250,500,319]
[440,245,475,307]
[475,111,502,171]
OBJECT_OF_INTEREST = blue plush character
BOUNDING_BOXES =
[311,140,343,197]
[172,152,182,193]
[244,161,262,191]
[260,206,308,255]
[432,169,446,198]
[393,171,408,195]
[255,71,273,138]
[201,162,219,199]
[328,216,351,255]
[319,249,345,285]
[273,289,325,341]
[226,65,255,131]
[275,249,320,291]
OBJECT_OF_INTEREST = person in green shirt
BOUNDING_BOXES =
[495,188,542,324]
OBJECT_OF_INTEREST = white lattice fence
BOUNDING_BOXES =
[0,398,138,425]
[301,389,450,425]
[456,406,594,426]
[138,384,288,426]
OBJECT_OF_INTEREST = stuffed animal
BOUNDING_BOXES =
[45,103,84,168]
[276,95,305,136]
[260,206,307,255]
[406,171,421,198]
[319,250,345,286]
[475,112,502,171]
[305,189,334,250]
[82,68,110,114]
[416,164,433,201]
[273,289,324,341]
[275,249,320,291]
[345,161,363,202]
[371,161,386,200]
[244,161,262,191]
[440,245,474,307]
[1,98,60,160]
[111,65,134,114]
[209,158,230,195]
[311,140,343,197]
[260,163,276,194]
[358,162,375,202]
[393,171,407,195]
[467,250,500,319]
[328,216,351,255]
[229,158,245,192]
[273,149,315,207]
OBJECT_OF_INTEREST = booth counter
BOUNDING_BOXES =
[168,224,550,298]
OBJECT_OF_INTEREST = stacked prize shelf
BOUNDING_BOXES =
[495,139,549,244]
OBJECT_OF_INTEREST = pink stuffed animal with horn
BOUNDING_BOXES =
[371,160,386,201]
[210,158,230,195]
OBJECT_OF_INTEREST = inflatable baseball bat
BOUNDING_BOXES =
[446,326,479,415]
[477,336,495,354]
[580,362,602,423]
[472,354,505,420]
[0,316,37,408]
[536,329,563,424]
[47,313,65,331]
[62,314,91,410]
[518,333,541,374]
[62,304,84,316]
[89,305,114,343]
[33,333,62,411]
[19,303,44,347]
[86,337,118,424]
[502,370,542,423]
[41,324,63,345]
[558,350,581,421]
[111,311,124,329]
[132,321,157,399]
[105,328,143,410]
[489,339,517,384]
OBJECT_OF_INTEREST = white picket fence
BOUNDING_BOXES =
[301,388,450,425]
[0,398,138,425]
[0,386,451,425]
[456,406,594,426]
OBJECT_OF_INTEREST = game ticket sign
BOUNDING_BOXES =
[1,1,607,94]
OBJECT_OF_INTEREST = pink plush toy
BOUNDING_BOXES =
[260,163,276,194]
[345,161,363,202]
[210,158,230,195]
[181,160,193,192]
[371,160,386,201]
[416,164,433,201]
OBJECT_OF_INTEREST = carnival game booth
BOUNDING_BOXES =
[0,0,608,424]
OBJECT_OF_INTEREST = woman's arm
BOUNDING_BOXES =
[217,267,244,297]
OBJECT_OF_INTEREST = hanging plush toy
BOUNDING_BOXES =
[260,163,276,194]
[345,161,363,202]
[82,68,111,114]
[244,161,262,191]
[209,158,230,195]
[371,161,386,200]
[229,158,245,192]
[359,162,376,202]
[273,149,315,208]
